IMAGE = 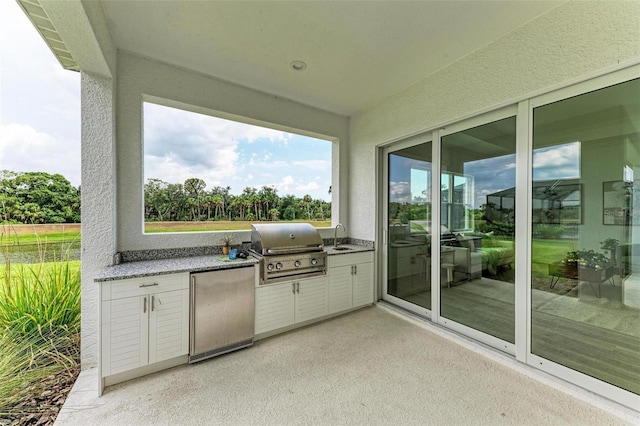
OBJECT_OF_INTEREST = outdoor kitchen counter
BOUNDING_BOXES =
[94,243,373,282]
[94,255,259,282]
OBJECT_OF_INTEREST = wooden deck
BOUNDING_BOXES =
[391,273,640,395]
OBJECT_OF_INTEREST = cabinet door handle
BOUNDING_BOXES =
[296,282,300,293]
[139,283,159,288]
[151,295,155,312]
[292,283,296,294]
[143,296,147,313]
[354,265,357,275]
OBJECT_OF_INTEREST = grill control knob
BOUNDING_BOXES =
[294,260,301,268]
[275,262,283,270]
[267,263,274,271]
[311,258,318,265]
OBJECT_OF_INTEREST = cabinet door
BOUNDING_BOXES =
[255,282,295,334]
[353,262,374,307]
[148,289,189,364]
[328,265,352,314]
[101,295,148,376]
[295,276,329,323]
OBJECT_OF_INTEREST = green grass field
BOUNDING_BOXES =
[1,224,80,246]
[1,220,333,244]
[531,238,578,274]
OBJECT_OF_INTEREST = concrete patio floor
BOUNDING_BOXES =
[56,305,638,425]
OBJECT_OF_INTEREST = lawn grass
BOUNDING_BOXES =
[531,238,578,264]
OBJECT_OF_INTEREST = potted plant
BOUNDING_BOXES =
[564,249,608,269]
[222,234,233,255]
[600,238,619,263]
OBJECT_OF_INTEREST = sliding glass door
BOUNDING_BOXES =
[379,68,639,408]
[385,140,433,311]
[530,77,640,395]
[440,116,517,344]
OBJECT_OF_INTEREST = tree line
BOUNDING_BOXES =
[144,177,331,222]
[0,171,331,225]
[0,171,81,224]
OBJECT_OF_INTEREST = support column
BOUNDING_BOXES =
[80,72,116,370]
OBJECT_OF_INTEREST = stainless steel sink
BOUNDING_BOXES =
[332,246,352,251]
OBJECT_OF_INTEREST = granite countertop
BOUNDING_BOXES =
[94,255,259,282]
[96,243,374,282]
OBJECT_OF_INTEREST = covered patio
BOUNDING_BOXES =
[15,1,640,421]
[56,306,632,425]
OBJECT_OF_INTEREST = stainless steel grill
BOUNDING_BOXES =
[251,223,326,284]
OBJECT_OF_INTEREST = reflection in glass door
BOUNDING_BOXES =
[440,116,517,343]
[387,142,432,309]
[531,78,640,395]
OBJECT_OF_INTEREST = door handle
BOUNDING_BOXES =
[354,265,357,275]
[139,283,159,288]
[296,282,300,293]
[151,295,155,312]
[143,296,147,313]
[292,283,296,294]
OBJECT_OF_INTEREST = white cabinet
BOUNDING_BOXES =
[328,251,374,314]
[389,245,423,279]
[255,275,328,335]
[254,280,295,334]
[101,273,189,377]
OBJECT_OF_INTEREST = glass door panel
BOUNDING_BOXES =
[531,78,640,395]
[440,117,517,343]
[387,142,432,309]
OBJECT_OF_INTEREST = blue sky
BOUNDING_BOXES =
[0,1,331,201]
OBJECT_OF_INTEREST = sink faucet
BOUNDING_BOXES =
[334,223,346,247]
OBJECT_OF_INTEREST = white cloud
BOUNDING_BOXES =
[295,181,320,192]
[0,123,81,186]
[291,160,331,171]
[274,175,295,193]
[533,142,580,180]
[390,181,411,203]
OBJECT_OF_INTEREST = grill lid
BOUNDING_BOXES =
[251,223,324,255]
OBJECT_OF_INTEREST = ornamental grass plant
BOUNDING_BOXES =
[0,242,81,423]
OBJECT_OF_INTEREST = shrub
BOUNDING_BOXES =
[535,224,565,239]
[0,259,80,334]
[0,248,81,416]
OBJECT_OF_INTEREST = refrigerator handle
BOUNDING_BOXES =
[189,275,196,354]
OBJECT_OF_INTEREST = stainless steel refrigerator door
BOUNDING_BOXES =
[190,266,255,357]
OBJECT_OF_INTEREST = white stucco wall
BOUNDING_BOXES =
[349,1,640,241]
[80,73,116,368]
[115,52,349,251]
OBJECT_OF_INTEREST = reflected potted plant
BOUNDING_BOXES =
[222,234,233,255]
[600,238,619,263]
[564,249,608,269]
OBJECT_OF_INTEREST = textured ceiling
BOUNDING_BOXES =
[101,1,562,116]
